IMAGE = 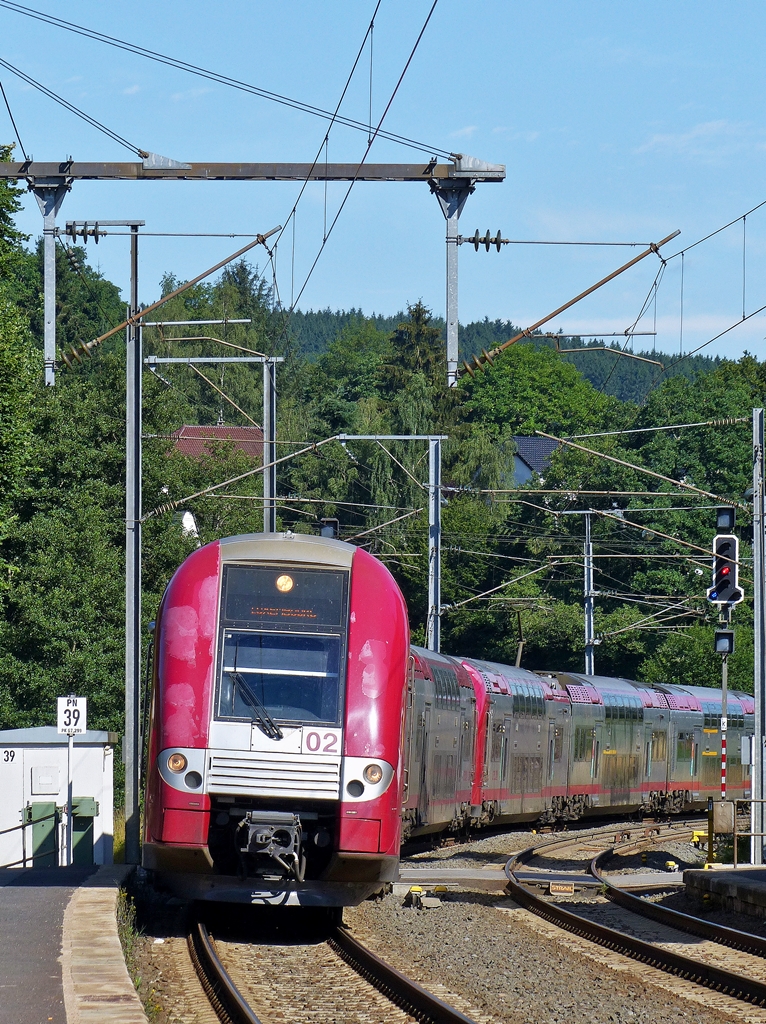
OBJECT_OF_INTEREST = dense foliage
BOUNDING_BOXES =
[0,141,759,757]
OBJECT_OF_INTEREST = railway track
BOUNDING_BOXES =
[505,822,766,1007]
[188,914,479,1024]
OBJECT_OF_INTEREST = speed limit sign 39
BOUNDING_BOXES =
[57,696,87,735]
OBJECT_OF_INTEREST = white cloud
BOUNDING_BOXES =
[635,120,757,160]
[449,125,478,139]
[492,127,540,142]
[170,87,212,102]
[122,85,140,96]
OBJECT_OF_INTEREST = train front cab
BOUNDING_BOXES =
[143,533,409,906]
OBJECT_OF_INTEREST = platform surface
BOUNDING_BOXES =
[685,865,766,908]
[0,866,95,1024]
[0,864,147,1024]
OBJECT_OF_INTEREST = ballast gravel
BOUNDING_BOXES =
[347,889,739,1024]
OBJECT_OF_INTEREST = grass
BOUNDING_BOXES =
[113,806,125,864]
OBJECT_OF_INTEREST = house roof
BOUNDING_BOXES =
[172,424,264,461]
[513,436,560,474]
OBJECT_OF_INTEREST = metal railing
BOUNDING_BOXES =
[706,797,766,868]
[0,809,58,870]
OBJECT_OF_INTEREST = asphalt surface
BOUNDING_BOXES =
[0,866,96,1024]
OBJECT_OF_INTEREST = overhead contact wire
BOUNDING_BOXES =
[0,0,451,157]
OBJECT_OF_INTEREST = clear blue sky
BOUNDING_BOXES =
[3,1,766,361]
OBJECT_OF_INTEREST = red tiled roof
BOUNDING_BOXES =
[172,424,264,461]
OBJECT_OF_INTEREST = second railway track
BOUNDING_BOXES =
[506,822,766,1008]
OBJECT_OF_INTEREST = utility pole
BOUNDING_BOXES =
[263,358,278,533]
[336,434,446,650]
[432,182,472,387]
[32,181,69,385]
[144,354,284,533]
[427,436,442,651]
[754,409,765,863]
[584,511,596,674]
[125,223,142,865]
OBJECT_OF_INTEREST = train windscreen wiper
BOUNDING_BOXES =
[232,671,284,741]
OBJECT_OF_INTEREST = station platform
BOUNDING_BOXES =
[0,864,147,1024]
[685,865,766,920]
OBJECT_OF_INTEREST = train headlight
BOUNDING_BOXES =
[363,763,383,785]
[167,752,187,773]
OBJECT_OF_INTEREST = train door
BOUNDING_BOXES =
[547,717,566,805]
[692,726,702,801]
[501,716,513,813]
[593,722,603,805]
[483,703,494,788]
[402,656,415,806]
[418,704,432,825]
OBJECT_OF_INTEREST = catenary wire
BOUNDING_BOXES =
[285,0,440,313]
[0,0,452,158]
[0,55,145,156]
[0,79,27,159]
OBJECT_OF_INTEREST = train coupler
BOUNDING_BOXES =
[236,811,306,882]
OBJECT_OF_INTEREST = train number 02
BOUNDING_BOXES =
[301,728,341,755]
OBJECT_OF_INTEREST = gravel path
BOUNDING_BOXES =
[348,889,742,1024]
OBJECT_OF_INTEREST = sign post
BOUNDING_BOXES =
[57,696,87,866]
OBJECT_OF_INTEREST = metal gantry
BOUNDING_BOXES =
[753,408,766,863]
[584,511,596,674]
[0,156,505,387]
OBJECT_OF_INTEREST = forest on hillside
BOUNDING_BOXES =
[0,145,760,764]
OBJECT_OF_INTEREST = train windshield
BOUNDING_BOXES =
[218,630,342,725]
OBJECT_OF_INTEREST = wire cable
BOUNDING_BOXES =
[0,55,145,156]
[0,0,452,158]
[289,0,439,312]
[0,79,28,159]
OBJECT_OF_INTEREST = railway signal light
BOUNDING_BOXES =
[716,506,736,532]
[714,630,735,655]
[707,534,744,606]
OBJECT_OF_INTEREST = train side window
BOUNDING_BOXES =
[574,726,594,761]
[651,730,667,762]
[553,727,564,761]
[676,732,692,762]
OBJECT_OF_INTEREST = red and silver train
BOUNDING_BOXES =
[143,533,753,906]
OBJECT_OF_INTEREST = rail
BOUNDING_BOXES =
[590,842,766,959]
[189,915,479,1024]
[188,920,261,1024]
[504,827,766,1006]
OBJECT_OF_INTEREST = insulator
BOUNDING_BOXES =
[484,230,491,252]
[60,350,73,370]
[69,346,83,365]
[495,231,502,252]
[472,354,483,369]
[472,229,480,251]
[482,348,494,365]
[462,360,475,377]
[93,223,100,244]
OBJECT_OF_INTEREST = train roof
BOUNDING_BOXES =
[217,531,356,567]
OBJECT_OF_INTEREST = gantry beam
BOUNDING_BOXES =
[0,158,506,183]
